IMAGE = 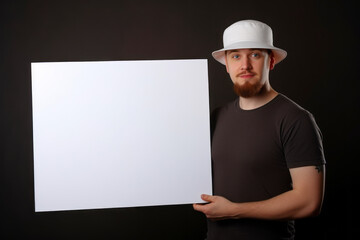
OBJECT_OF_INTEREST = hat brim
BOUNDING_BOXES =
[212,41,287,65]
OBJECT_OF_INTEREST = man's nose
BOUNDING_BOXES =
[240,57,252,70]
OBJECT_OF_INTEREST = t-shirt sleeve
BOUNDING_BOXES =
[282,110,326,168]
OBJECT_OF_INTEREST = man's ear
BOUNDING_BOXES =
[269,53,275,70]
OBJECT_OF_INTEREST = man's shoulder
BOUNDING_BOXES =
[274,94,315,125]
[211,98,238,115]
[275,94,310,116]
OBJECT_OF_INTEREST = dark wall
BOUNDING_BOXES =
[1,0,358,239]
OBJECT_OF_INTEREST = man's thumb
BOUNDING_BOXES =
[201,194,214,202]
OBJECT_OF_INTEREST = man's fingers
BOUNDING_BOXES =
[193,203,206,212]
[193,194,217,214]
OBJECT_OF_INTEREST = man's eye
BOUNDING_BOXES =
[251,53,260,58]
[232,55,240,59]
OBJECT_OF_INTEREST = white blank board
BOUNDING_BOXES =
[31,59,212,212]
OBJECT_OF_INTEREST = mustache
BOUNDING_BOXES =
[236,71,255,77]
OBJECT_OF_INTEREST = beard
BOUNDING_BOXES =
[233,81,265,98]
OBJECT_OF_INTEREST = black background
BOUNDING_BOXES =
[1,0,358,239]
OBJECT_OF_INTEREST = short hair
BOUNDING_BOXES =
[266,49,273,56]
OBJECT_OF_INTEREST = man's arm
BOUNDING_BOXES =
[193,165,325,220]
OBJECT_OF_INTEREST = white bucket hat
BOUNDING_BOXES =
[212,20,287,65]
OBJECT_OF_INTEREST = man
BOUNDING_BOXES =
[193,20,326,239]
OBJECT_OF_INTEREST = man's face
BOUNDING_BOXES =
[225,49,274,98]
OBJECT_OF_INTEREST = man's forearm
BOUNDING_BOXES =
[194,166,325,221]
[229,189,321,220]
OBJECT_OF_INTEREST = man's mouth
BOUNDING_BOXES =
[237,72,255,79]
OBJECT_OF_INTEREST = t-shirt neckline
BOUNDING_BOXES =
[235,93,283,113]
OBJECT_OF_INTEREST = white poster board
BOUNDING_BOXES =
[31,59,212,212]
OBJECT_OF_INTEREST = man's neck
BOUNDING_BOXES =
[239,88,278,110]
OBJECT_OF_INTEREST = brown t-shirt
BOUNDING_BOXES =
[207,94,326,240]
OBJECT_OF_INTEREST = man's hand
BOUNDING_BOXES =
[193,194,237,220]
